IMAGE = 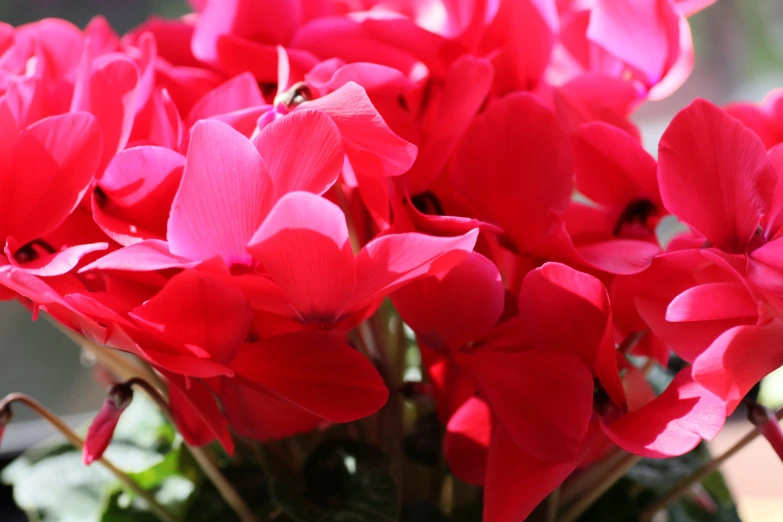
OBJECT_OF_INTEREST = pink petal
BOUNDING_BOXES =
[95,146,185,245]
[130,270,253,364]
[452,93,572,253]
[483,425,584,522]
[247,192,355,323]
[444,397,491,486]
[230,331,388,422]
[79,240,196,273]
[576,239,661,275]
[192,0,302,64]
[692,321,783,411]
[168,120,272,265]
[674,0,717,17]
[519,263,625,407]
[187,72,268,135]
[658,99,777,253]
[587,0,673,85]
[188,72,264,121]
[391,252,504,352]
[602,368,726,457]
[303,81,418,178]
[253,109,344,196]
[350,229,478,310]
[167,374,235,454]
[647,14,695,101]
[463,348,594,462]
[5,240,108,277]
[1,112,102,245]
[666,282,758,322]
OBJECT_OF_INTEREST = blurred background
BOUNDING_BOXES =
[1,0,783,520]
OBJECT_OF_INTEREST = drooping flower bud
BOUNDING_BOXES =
[83,383,133,465]
[0,405,12,449]
[748,402,783,462]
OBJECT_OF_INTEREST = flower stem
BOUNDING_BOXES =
[558,453,642,522]
[122,379,260,522]
[547,487,561,522]
[0,393,177,522]
[640,407,783,521]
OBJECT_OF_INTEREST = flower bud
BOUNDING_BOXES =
[748,403,783,462]
[83,384,133,465]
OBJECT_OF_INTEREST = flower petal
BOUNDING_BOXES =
[303,81,418,178]
[392,252,504,352]
[130,270,253,364]
[692,321,783,411]
[230,331,388,423]
[666,282,758,322]
[253,109,344,196]
[351,229,478,310]
[168,120,272,265]
[444,397,492,486]
[462,348,594,462]
[602,368,726,457]
[247,192,355,323]
[658,99,777,253]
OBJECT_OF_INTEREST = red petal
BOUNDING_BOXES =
[666,282,758,322]
[167,374,234,455]
[219,377,323,441]
[602,368,726,457]
[131,270,253,364]
[463,348,594,461]
[658,99,777,253]
[452,93,572,253]
[692,321,783,411]
[168,120,273,265]
[253,109,344,196]
[519,263,625,407]
[573,122,659,207]
[407,55,494,192]
[230,331,388,422]
[71,56,139,168]
[303,82,418,178]
[391,252,504,352]
[351,229,478,310]
[483,425,584,522]
[444,397,491,486]
[1,112,102,245]
[247,192,355,323]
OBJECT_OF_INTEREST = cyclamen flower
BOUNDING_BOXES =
[83,383,133,465]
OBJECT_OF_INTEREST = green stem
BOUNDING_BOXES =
[558,453,642,522]
[0,393,177,522]
[123,379,260,522]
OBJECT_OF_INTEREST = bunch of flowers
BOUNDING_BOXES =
[0,1,782,521]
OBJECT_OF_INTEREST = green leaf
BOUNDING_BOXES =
[1,394,194,522]
[271,439,398,522]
